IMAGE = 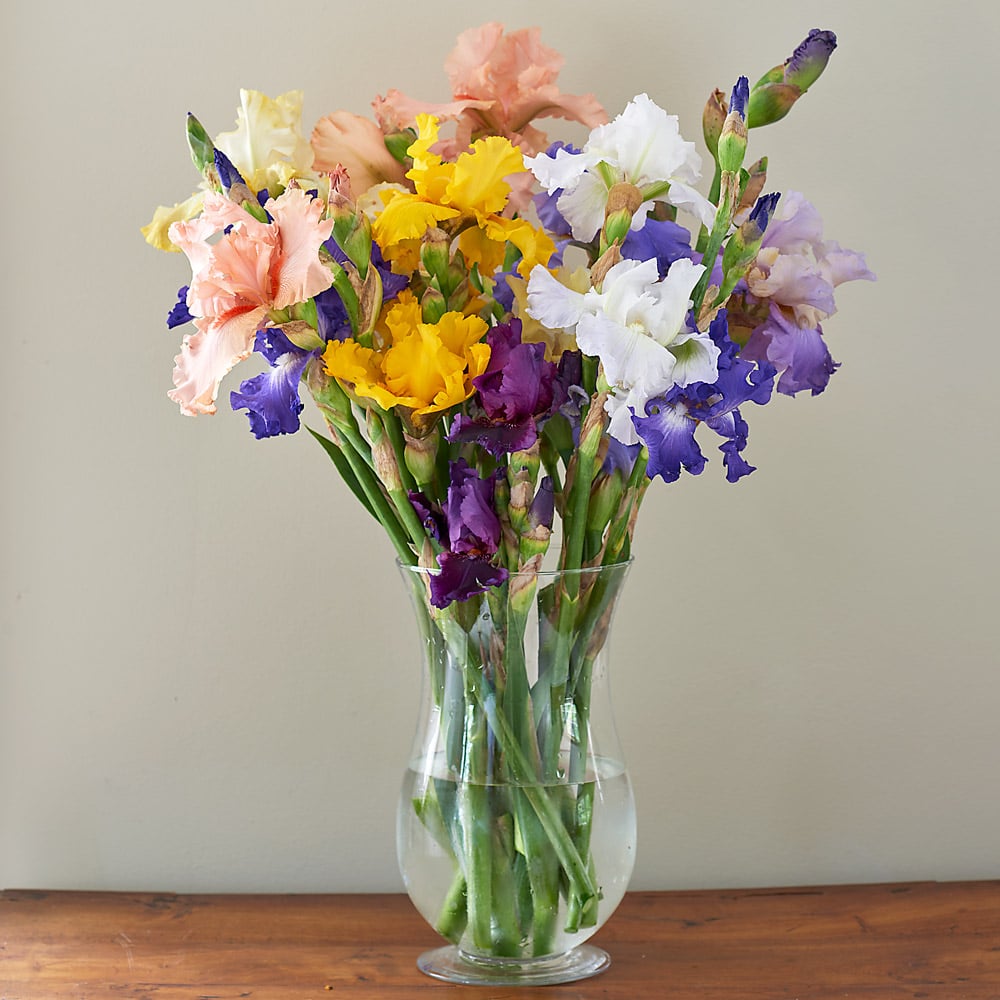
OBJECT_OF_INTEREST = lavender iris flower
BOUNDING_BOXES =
[741,306,838,396]
[230,327,311,439]
[633,311,776,483]
[429,460,508,608]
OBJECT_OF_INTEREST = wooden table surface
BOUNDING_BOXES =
[1,882,998,999]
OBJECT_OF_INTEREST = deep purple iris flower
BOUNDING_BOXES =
[449,320,559,456]
[408,491,446,543]
[428,460,508,608]
[741,305,838,396]
[230,327,312,439]
[633,311,776,483]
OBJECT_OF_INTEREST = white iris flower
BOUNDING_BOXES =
[525,93,717,241]
[526,257,720,444]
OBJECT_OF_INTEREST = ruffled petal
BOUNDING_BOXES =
[168,311,264,416]
[632,398,706,482]
[742,307,837,396]
[621,218,693,277]
[430,552,508,609]
[229,330,310,439]
[525,265,587,330]
[264,187,336,307]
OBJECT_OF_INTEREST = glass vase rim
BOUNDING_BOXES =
[396,555,634,581]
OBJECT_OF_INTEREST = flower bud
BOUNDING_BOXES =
[420,286,448,324]
[186,113,215,175]
[785,29,838,92]
[384,128,417,164]
[404,427,439,491]
[357,263,384,337]
[738,156,768,216]
[716,192,781,302]
[742,191,781,244]
[368,413,403,493]
[717,77,749,173]
[528,476,555,534]
[587,472,624,535]
[702,88,727,158]
[602,182,644,248]
[747,29,837,128]
[420,227,452,287]
[306,362,354,425]
[327,168,373,278]
[213,149,247,195]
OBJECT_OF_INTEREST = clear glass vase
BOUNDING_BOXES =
[395,559,636,986]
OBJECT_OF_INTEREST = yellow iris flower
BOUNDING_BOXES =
[372,115,555,279]
[323,293,490,418]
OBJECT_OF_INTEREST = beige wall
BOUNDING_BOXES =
[2,0,997,893]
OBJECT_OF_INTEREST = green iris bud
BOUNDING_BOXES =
[747,30,837,129]
[717,77,750,173]
[384,129,417,164]
[329,195,372,279]
[715,192,781,303]
[185,113,214,176]
[602,182,644,249]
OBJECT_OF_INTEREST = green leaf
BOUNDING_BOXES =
[307,425,377,519]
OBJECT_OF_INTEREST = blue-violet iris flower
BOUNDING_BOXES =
[633,311,776,483]
[230,326,311,439]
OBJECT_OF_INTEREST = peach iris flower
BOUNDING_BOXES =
[167,188,334,416]
[374,22,607,156]
[311,111,408,193]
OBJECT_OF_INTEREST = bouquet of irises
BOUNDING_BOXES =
[145,23,872,962]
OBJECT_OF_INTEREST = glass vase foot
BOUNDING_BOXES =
[416,943,611,986]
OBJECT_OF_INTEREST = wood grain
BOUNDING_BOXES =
[1,882,998,999]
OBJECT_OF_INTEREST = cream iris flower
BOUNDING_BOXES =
[214,89,317,196]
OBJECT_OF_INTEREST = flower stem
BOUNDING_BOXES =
[320,416,416,565]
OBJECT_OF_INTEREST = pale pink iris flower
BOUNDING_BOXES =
[373,22,607,157]
[167,188,334,416]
